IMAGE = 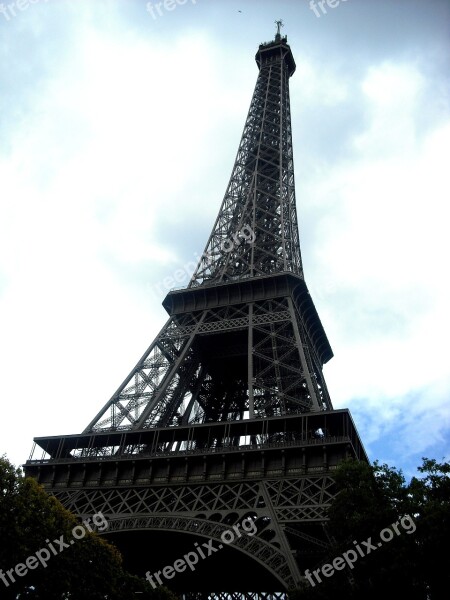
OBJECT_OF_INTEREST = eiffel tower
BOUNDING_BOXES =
[26,24,367,595]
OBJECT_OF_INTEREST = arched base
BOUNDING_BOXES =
[106,529,284,592]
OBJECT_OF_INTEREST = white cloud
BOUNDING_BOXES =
[0,0,449,473]
[296,57,350,106]
[310,61,450,466]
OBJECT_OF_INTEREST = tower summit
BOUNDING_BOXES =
[191,24,298,287]
[275,19,284,40]
[26,29,367,594]
[77,25,333,433]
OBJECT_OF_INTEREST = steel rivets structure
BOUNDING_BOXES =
[26,29,367,596]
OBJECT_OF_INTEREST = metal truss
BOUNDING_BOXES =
[107,516,292,588]
[50,475,337,589]
[51,477,336,520]
[190,38,302,287]
[84,294,332,434]
[81,35,331,437]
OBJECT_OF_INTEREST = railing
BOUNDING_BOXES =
[26,435,351,465]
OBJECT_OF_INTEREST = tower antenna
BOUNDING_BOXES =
[275,18,284,39]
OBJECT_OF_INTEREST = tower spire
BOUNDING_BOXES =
[275,18,284,40]
[190,29,299,288]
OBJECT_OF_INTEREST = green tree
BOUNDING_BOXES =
[409,458,450,598]
[290,457,450,599]
[0,455,177,600]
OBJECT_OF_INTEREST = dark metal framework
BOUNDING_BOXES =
[83,273,333,433]
[26,31,367,594]
[190,36,301,285]
[79,36,329,435]
[28,411,365,590]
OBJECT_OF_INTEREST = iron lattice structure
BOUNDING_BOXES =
[26,31,367,594]
[80,34,331,435]
[190,33,302,286]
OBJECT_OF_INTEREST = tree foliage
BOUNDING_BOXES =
[0,455,177,600]
[3,452,449,598]
[290,457,450,599]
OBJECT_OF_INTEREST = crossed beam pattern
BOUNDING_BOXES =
[49,476,337,589]
[84,295,332,433]
[189,37,302,287]
[83,36,332,436]
[50,478,336,521]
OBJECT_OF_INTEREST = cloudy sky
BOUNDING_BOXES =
[1,0,449,478]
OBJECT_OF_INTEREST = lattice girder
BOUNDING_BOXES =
[46,475,339,590]
[82,287,332,434]
[190,37,302,287]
